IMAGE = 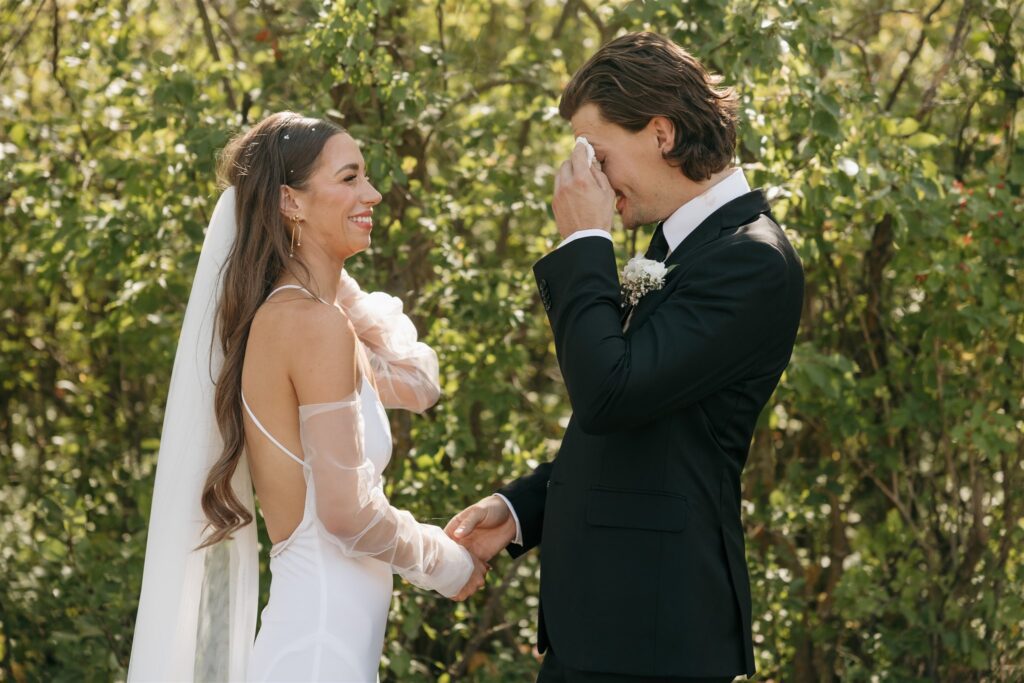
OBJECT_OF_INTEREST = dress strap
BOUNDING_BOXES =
[265,284,331,306]
[241,393,307,468]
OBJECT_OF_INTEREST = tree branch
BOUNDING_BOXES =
[848,450,926,544]
[424,77,557,152]
[860,212,893,376]
[436,0,447,93]
[916,0,977,119]
[48,0,91,148]
[577,0,612,43]
[830,34,874,87]
[207,0,243,64]
[838,7,925,42]
[450,557,523,678]
[884,0,947,112]
[550,0,578,41]
[194,0,236,111]
[0,0,47,80]
[952,90,983,178]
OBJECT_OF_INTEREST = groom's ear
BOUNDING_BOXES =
[649,116,676,156]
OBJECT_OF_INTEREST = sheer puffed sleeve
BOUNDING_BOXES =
[337,270,441,413]
[299,397,473,598]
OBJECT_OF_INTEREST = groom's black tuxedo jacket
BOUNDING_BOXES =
[499,190,803,678]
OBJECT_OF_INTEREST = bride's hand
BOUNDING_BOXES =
[450,554,489,601]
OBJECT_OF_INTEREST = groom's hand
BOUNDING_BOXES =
[552,141,615,239]
[445,495,517,562]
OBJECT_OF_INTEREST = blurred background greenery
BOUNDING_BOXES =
[1,0,1022,680]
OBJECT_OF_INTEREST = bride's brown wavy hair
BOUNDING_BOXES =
[199,111,344,548]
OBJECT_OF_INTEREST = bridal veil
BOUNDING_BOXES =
[128,188,258,681]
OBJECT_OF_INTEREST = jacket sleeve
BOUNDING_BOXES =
[496,460,552,557]
[534,236,793,434]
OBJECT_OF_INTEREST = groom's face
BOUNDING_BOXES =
[570,103,673,230]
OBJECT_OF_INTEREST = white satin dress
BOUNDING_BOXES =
[243,280,473,682]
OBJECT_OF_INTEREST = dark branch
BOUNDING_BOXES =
[0,0,47,80]
[577,0,610,43]
[207,0,243,64]
[436,0,447,93]
[916,0,977,119]
[551,0,578,41]
[883,0,947,112]
[194,0,236,111]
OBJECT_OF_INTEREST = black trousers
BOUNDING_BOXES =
[536,646,735,683]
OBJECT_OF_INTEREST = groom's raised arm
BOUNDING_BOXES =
[534,233,798,435]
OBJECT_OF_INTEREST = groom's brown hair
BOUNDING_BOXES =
[560,32,738,182]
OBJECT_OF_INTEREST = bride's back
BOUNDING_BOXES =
[240,289,352,544]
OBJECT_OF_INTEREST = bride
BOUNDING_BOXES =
[128,111,487,682]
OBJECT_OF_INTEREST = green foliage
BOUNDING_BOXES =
[1,0,1022,680]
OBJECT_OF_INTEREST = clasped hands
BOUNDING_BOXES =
[444,494,518,601]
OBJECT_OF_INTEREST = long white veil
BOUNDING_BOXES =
[128,187,258,681]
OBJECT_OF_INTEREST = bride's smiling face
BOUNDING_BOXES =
[284,133,383,260]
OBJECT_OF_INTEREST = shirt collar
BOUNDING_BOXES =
[662,168,751,255]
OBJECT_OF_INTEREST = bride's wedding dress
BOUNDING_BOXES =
[243,283,473,682]
[129,191,467,682]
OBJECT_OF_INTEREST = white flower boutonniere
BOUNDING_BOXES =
[620,254,677,307]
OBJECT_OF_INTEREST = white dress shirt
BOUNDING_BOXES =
[501,169,753,544]
[494,493,524,545]
[559,227,612,248]
[556,167,752,255]
[661,168,750,257]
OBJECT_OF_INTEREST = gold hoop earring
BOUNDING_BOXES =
[289,215,303,258]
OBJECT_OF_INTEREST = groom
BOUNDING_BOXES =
[447,32,803,682]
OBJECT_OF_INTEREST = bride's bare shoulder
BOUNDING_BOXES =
[250,294,355,354]
[248,294,360,399]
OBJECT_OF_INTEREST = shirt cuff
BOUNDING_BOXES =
[558,229,613,248]
[493,493,523,546]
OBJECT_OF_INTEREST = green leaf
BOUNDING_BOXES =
[907,132,942,148]
[812,108,841,139]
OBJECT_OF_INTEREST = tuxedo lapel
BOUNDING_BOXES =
[667,190,771,266]
[626,190,771,332]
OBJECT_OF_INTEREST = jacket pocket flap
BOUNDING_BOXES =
[586,487,688,532]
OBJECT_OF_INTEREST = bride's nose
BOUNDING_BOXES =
[362,182,383,206]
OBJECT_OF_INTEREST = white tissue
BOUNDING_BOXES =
[575,136,596,166]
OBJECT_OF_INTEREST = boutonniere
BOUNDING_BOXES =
[620,254,677,307]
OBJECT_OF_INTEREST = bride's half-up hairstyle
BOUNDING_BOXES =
[200,111,344,548]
